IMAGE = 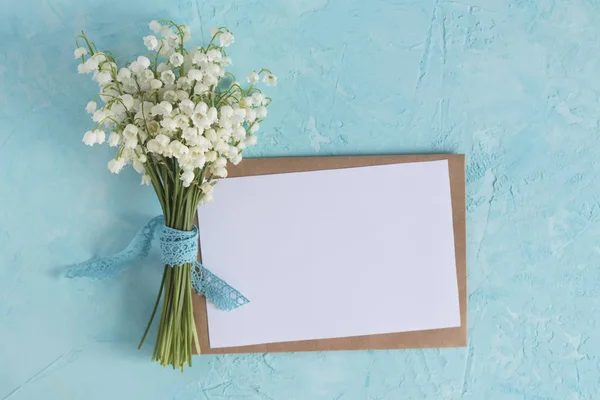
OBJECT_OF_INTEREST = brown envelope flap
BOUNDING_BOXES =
[193,154,466,354]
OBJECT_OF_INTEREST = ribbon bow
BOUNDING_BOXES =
[66,215,249,311]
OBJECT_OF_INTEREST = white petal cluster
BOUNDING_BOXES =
[76,21,276,201]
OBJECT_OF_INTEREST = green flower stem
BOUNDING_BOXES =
[138,159,203,370]
[138,264,167,350]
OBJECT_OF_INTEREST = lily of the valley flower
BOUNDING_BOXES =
[219,32,234,47]
[246,71,259,84]
[141,174,152,185]
[85,101,97,114]
[263,73,277,86]
[107,158,126,174]
[143,35,159,51]
[74,47,88,58]
[179,170,194,187]
[149,20,162,33]
[169,52,184,67]
[108,132,121,147]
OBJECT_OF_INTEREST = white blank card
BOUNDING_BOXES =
[197,160,460,348]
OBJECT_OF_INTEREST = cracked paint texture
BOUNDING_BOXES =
[1,0,599,399]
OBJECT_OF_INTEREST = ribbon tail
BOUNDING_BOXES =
[65,216,163,280]
[192,263,249,311]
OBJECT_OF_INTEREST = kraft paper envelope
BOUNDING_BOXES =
[193,154,466,354]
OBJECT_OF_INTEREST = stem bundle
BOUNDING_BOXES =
[141,262,200,370]
[137,160,203,371]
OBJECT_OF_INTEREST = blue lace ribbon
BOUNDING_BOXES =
[66,215,249,311]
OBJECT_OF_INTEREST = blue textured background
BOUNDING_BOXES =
[1,0,598,398]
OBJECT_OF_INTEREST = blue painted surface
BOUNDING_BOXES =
[1,0,599,398]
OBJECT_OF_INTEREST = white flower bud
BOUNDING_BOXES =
[117,68,132,82]
[82,130,95,146]
[181,25,191,42]
[155,134,171,147]
[204,129,218,143]
[192,52,208,64]
[150,79,163,89]
[124,137,138,149]
[77,63,89,74]
[252,92,266,106]
[188,69,203,81]
[220,105,233,118]
[167,140,189,159]
[133,160,145,174]
[144,35,159,51]
[245,134,258,146]
[137,56,151,69]
[230,152,242,165]
[175,90,189,101]
[141,175,152,185]
[212,166,228,178]
[176,77,192,91]
[169,52,184,67]
[194,83,208,95]
[194,102,208,115]
[205,150,217,162]
[206,49,221,62]
[149,20,162,33]
[180,170,195,187]
[214,157,227,168]
[74,47,88,58]
[256,106,267,118]
[108,158,126,174]
[232,125,246,141]
[85,101,97,114]
[108,132,121,147]
[246,71,259,84]
[160,117,179,131]
[120,94,134,110]
[206,107,218,122]
[263,73,277,86]
[123,124,138,137]
[200,194,214,204]
[215,140,229,153]
[245,109,257,122]
[157,63,169,73]
[161,70,176,85]
[94,71,112,85]
[84,58,100,72]
[200,182,214,195]
[218,32,234,47]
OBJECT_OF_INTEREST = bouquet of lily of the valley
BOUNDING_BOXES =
[71,20,276,370]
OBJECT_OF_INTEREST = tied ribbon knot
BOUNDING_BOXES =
[66,215,249,311]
